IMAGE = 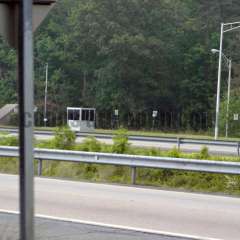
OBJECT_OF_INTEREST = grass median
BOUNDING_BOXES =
[0,127,240,195]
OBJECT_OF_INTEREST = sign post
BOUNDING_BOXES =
[152,110,158,129]
[0,1,55,239]
[234,114,239,121]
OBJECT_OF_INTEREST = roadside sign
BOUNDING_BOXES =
[152,110,158,118]
[114,109,119,116]
[234,114,239,121]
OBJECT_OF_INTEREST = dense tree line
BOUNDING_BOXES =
[0,0,240,130]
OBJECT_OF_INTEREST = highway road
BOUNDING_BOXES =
[0,212,184,240]
[0,174,240,240]
[1,127,239,155]
[36,133,239,156]
[4,131,237,156]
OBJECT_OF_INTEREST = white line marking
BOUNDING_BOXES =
[0,209,222,240]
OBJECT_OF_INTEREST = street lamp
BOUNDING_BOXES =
[44,62,48,127]
[214,22,240,140]
[211,49,232,138]
[35,58,49,126]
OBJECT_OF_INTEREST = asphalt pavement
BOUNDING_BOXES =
[3,128,239,155]
[0,212,186,240]
[33,134,239,156]
[0,174,239,239]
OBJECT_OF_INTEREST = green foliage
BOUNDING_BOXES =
[30,0,240,119]
[220,90,240,137]
[1,1,240,128]
[198,146,210,159]
[52,126,76,149]
[112,128,129,153]
[0,40,17,107]
[0,136,18,146]
[167,147,181,158]
[36,140,55,149]
[0,158,18,174]
[0,132,240,194]
[77,137,102,152]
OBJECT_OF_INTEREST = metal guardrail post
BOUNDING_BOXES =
[2,146,240,175]
[237,142,240,156]
[177,138,181,151]
[38,159,43,176]
[131,167,137,185]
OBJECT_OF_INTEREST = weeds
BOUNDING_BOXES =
[0,129,240,195]
[112,128,129,153]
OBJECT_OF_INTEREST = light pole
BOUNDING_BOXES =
[214,22,240,139]
[212,49,232,138]
[226,59,232,137]
[44,63,48,127]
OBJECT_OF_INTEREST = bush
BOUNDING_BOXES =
[0,136,18,146]
[198,146,210,159]
[219,89,240,137]
[168,147,180,158]
[52,126,76,149]
[77,137,102,152]
[112,128,129,154]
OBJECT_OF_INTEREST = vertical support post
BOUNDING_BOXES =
[237,142,240,156]
[177,138,181,151]
[215,23,224,140]
[44,63,48,127]
[38,159,43,176]
[131,167,137,185]
[225,59,232,138]
[18,0,34,239]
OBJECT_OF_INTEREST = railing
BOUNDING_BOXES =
[1,127,240,155]
[1,146,240,185]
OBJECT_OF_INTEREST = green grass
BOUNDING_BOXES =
[96,128,240,141]
[1,124,240,141]
[1,157,240,195]
[0,128,240,195]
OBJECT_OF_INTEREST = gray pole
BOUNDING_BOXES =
[18,0,34,239]
[215,23,224,140]
[44,63,48,127]
[225,59,232,138]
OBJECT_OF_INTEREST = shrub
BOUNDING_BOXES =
[168,147,180,158]
[219,90,240,137]
[198,146,210,159]
[0,136,18,146]
[52,126,76,149]
[78,137,102,152]
[112,128,129,154]
[36,140,55,149]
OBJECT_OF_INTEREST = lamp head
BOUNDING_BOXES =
[211,49,219,54]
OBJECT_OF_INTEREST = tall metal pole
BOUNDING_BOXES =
[215,23,224,140]
[44,62,48,127]
[18,0,34,239]
[225,59,232,138]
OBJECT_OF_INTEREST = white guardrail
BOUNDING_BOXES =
[1,146,240,184]
[1,128,240,155]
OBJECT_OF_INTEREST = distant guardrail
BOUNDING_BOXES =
[1,146,240,184]
[1,127,240,155]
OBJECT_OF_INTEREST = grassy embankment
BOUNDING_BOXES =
[0,128,240,195]
[1,124,240,141]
